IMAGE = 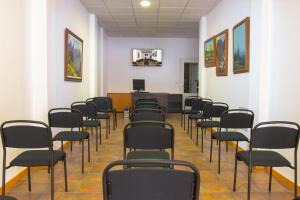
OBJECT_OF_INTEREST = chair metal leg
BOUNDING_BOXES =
[187,118,190,135]
[27,167,31,192]
[196,126,199,145]
[88,138,91,162]
[100,125,102,144]
[63,159,68,192]
[295,159,298,198]
[201,128,204,152]
[247,163,252,200]
[269,167,272,192]
[96,127,99,152]
[106,119,108,139]
[61,141,64,151]
[183,114,186,130]
[115,111,117,128]
[181,113,183,127]
[218,140,223,174]
[70,141,73,152]
[2,163,5,195]
[81,139,84,173]
[51,157,54,200]
[233,153,238,192]
[108,118,111,134]
[210,135,213,162]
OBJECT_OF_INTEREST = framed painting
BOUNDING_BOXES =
[215,29,228,76]
[64,28,83,82]
[204,36,216,67]
[233,17,250,74]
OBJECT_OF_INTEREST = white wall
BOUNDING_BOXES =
[203,0,251,109]
[105,37,199,94]
[0,0,98,186]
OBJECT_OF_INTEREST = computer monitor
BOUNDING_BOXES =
[133,79,145,91]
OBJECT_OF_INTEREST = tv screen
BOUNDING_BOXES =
[132,49,162,67]
[133,79,145,91]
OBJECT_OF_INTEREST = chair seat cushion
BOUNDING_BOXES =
[96,113,110,119]
[236,150,292,167]
[53,131,89,141]
[83,120,99,127]
[127,151,170,160]
[189,113,203,119]
[212,132,249,141]
[10,150,66,167]
[0,196,17,200]
[294,197,300,200]
[198,121,220,128]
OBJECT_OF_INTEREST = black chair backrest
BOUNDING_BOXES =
[131,109,165,122]
[124,121,174,150]
[251,121,300,150]
[184,96,199,107]
[202,102,229,119]
[103,160,200,200]
[136,98,158,104]
[1,120,52,149]
[220,109,254,129]
[48,108,82,128]
[93,97,110,112]
[71,101,97,119]
[190,98,203,112]
[135,102,161,110]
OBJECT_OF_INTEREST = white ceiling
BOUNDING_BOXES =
[80,0,221,38]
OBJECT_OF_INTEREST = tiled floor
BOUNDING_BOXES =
[5,114,294,200]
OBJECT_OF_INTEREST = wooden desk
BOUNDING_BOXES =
[107,93,132,112]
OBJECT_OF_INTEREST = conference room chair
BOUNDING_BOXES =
[87,97,111,138]
[196,102,229,152]
[48,108,90,173]
[181,96,199,130]
[1,120,68,200]
[233,121,300,200]
[211,109,254,173]
[102,159,200,200]
[135,102,162,110]
[188,98,213,137]
[0,196,16,200]
[94,97,117,130]
[71,101,101,151]
[130,108,165,122]
[123,121,174,161]
[136,98,158,104]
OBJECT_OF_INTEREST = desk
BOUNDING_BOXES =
[107,92,182,113]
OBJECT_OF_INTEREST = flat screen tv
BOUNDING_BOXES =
[132,49,162,67]
[133,79,145,91]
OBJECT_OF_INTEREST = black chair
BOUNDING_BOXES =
[130,109,165,122]
[0,196,16,200]
[135,102,162,110]
[188,98,213,137]
[181,96,199,130]
[88,97,111,138]
[71,101,101,151]
[48,108,90,173]
[136,98,158,104]
[233,121,300,200]
[196,102,229,152]
[102,160,200,200]
[94,97,117,130]
[211,109,254,173]
[124,121,174,161]
[1,120,68,200]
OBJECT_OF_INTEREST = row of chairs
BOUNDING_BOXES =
[0,96,117,200]
[101,98,201,200]
[182,96,300,200]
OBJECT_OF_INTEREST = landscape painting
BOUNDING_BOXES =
[204,36,216,67]
[65,28,83,82]
[215,29,228,76]
[233,17,250,74]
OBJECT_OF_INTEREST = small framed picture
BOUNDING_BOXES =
[204,36,216,67]
[233,17,250,74]
[215,29,229,76]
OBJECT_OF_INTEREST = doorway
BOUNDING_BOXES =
[183,62,199,96]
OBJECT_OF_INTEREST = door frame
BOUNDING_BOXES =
[180,59,199,94]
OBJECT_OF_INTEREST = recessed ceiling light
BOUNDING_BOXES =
[140,0,151,8]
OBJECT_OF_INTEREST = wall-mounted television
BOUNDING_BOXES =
[132,49,162,67]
